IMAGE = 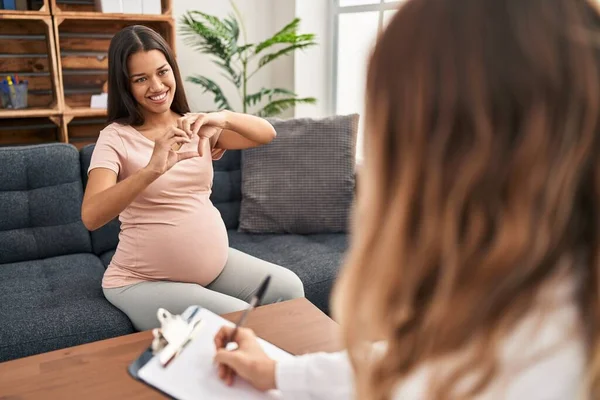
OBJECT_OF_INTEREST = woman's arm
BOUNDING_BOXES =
[212,326,355,400]
[82,167,160,231]
[179,111,276,151]
[82,126,196,231]
[215,110,277,150]
[275,351,355,400]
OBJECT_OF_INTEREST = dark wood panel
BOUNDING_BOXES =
[16,75,53,91]
[68,119,106,138]
[0,38,48,54]
[55,2,95,12]
[29,0,48,12]
[59,20,167,35]
[62,73,107,88]
[0,125,58,145]
[59,37,111,52]
[65,93,93,107]
[0,21,47,35]
[0,57,49,73]
[0,117,56,128]
[61,55,107,70]
[27,92,53,107]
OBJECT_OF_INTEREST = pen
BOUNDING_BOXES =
[225,275,271,349]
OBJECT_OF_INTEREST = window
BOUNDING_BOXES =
[333,0,403,160]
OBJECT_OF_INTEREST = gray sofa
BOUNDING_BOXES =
[0,143,348,363]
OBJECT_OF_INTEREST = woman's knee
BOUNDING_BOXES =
[271,268,305,300]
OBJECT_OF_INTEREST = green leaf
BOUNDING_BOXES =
[223,13,240,42]
[179,14,231,60]
[178,11,245,62]
[256,97,317,117]
[179,11,243,90]
[214,60,241,88]
[254,18,302,54]
[236,44,253,55]
[258,41,316,68]
[222,14,241,56]
[186,11,232,40]
[244,88,296,107]
[187,75,232,110]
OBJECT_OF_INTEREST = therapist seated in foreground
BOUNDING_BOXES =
[212,0,600,398]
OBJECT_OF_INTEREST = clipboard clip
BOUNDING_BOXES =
[151,307,204,367]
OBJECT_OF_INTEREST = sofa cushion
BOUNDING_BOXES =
[211,150,242,230]
[227,230,348,314]
[0,253,134,362]
[239,115,358,234]
[0,144,92,264]
[80,144,122,255]
[100,249,115,268]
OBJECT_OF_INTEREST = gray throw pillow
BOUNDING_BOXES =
[238,114,358,234]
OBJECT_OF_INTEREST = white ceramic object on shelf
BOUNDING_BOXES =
[94,0,122,13]
[142,0,161,14]
[123,0,142,14]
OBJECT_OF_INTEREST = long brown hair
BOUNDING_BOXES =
[107,25,190,126]
[333,0,600,398]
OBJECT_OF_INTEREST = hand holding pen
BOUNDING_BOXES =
[213,326,277,391]
[213,275,277,391]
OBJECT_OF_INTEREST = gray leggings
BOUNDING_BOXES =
[103,248,305,331]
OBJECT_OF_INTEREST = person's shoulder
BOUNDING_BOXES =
[101,121,130,135]
[98,121,135,144]
[96,121,132,152]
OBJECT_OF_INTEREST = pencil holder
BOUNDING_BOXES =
[0,90,8,109]
[13,82,28,109]
[0,81,28,109]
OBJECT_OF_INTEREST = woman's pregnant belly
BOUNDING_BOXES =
[105,204,229,287]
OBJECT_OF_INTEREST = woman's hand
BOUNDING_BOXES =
[213,326,277,391]
[177,112,226,157]
[144,126,198,176]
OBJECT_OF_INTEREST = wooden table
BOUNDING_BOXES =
[0,298,341,399]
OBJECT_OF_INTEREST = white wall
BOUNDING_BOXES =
[173,0,297,117]
[294,0,333,118]
[271,0,296,118]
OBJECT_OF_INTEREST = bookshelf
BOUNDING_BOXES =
[0,0,50,15]
[0,0,175,147]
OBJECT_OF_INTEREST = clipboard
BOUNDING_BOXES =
[129,344,176,399]
[128,305,293,400]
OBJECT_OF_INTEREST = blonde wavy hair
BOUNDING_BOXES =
[332,0,600,398]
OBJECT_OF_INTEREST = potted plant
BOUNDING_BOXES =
[179,1,317,117]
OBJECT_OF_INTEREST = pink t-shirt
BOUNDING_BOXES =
[88,121,229,289]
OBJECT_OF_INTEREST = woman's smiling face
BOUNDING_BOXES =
[127,49,176,116]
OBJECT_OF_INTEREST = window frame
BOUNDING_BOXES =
[331,0,402,113]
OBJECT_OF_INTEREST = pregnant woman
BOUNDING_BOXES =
[81,25,304,331]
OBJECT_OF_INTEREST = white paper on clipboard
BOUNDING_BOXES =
[137,307,293,400]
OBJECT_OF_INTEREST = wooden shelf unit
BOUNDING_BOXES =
[51,0,172,15]
[0,0,174,147]
[0,0,50,15]
[0,14,62,120]
[61,114,107,149]
[54,13,175,114]
[0,116,62,146]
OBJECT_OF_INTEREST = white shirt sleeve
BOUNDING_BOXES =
[275,351,355,400]
[272,297,585,400]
